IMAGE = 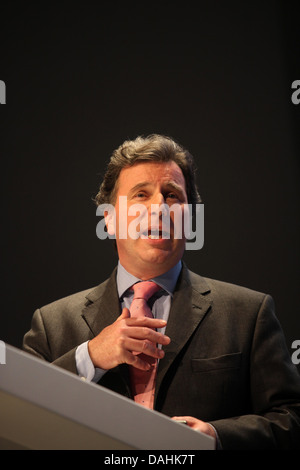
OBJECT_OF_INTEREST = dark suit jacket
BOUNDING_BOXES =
[23,264,300,449]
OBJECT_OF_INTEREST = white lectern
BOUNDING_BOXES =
[0,344,215,450]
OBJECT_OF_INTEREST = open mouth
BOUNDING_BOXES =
[141,229,171,239]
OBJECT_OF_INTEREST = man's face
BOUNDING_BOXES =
[108,161,188,279]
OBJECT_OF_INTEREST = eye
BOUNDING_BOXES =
[135,191,147,199]
[166,193,179,201]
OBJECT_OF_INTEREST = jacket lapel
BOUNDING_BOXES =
[81,267,121,337]
[81,268,132,398]
[155,265,212,403]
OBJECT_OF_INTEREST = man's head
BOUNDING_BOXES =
[95,135,201,278]
[95,134,201,208]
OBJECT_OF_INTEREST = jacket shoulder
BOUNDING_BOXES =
[187,269,269,309]
[186,270,277,339]
[39,276,112,317]
[39,287,96,314]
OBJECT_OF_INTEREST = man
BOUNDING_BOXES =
[23,134,300,449]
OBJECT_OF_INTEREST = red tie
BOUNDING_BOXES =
[129,281,161,409]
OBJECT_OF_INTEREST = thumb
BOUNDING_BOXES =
[117,307,131,321]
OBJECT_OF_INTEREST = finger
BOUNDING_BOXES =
[125,326,171,346]
[125,337,166,359]
[117,307,131,321]
[123,350,153,371]
[172,416,191,421]
[171,416,196,428]
[126,316,167,329]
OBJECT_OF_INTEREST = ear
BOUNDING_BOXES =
[104,209,116,236]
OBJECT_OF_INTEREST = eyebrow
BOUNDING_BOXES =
[128,181,186,199]
[128,182,151,196]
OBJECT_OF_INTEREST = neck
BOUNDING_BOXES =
[118,260,182,281]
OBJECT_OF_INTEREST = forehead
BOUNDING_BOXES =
[117,161,186,192]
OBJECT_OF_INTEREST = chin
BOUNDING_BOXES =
[140,250,178,269]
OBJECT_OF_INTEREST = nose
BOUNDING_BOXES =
[149,192,169,219]
[151,192,165,206]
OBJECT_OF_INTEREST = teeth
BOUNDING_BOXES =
[141,230,170,239]
[146,233,170,239]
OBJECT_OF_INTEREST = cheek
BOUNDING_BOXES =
[115,212,131,239]
[116,237,135,259]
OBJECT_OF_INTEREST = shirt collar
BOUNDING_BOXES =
[117,260,182,299]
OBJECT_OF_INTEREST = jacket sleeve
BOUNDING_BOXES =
[211,295,300,449]
[23,308,78,375]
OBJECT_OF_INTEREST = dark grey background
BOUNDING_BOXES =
[0,1,299,371]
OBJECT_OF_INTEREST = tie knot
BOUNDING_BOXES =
[131,281,161,301]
